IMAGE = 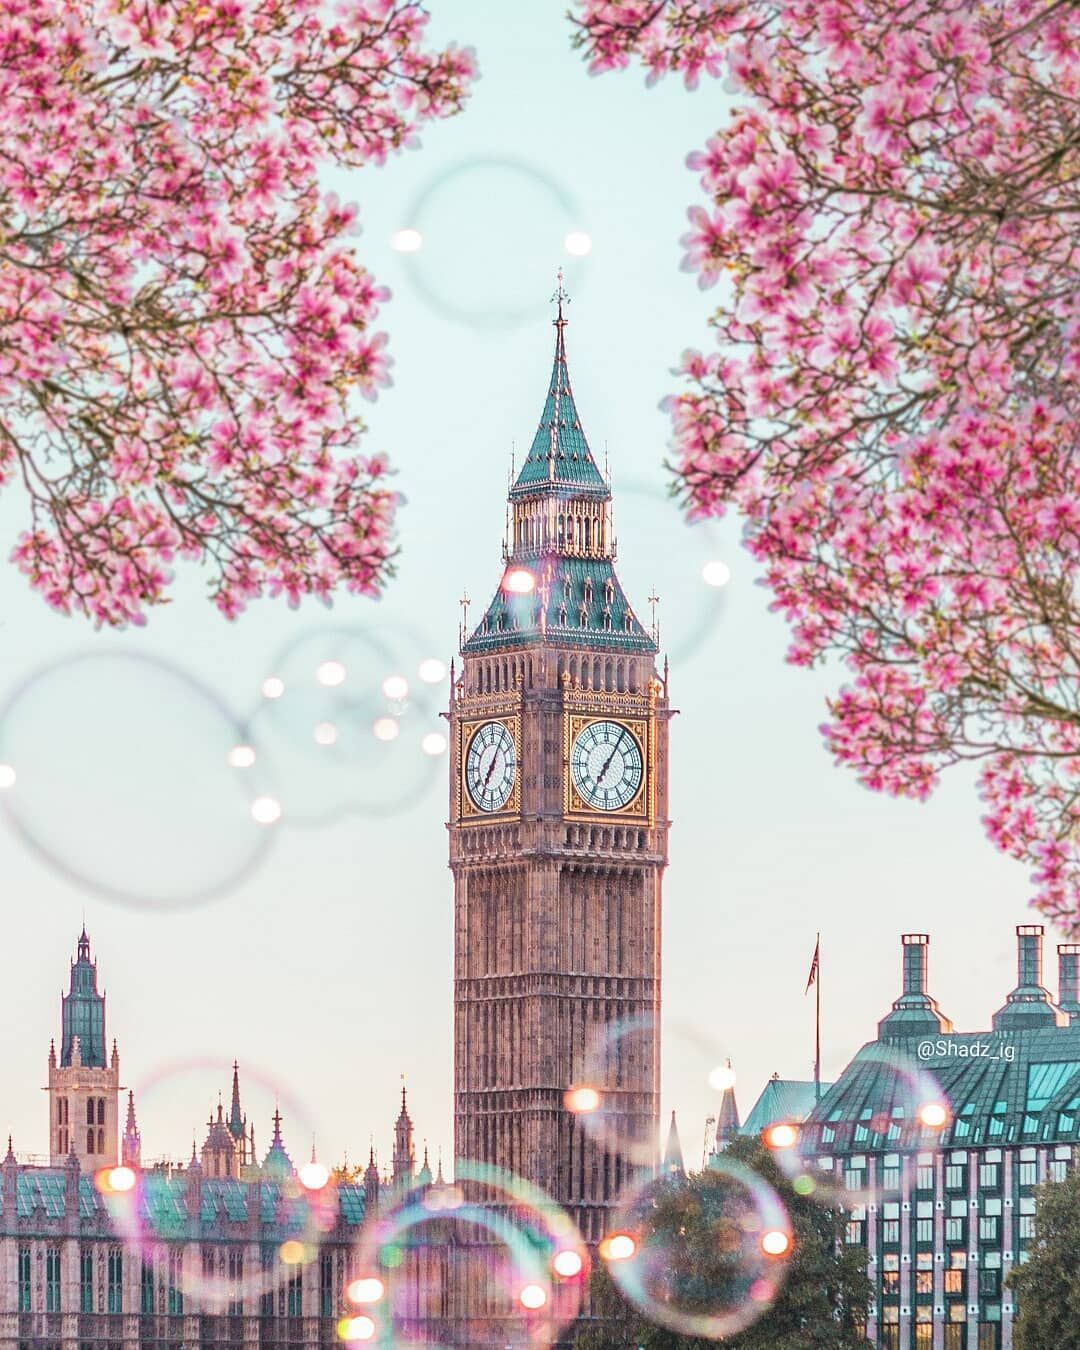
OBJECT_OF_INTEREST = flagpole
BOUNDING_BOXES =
[814,931,821,1104]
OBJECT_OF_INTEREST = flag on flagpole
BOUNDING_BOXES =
[805,936,820,994]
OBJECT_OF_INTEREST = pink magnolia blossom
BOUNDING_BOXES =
[0,0,475,626]
[572,0,1080,929]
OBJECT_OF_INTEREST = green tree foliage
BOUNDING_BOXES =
[574,1136,870,1348]
[1011,1167,1080,1349]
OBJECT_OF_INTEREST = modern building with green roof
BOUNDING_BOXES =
[791,925,1080,1350]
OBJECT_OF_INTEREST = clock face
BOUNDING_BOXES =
[465,721,517,813]
[571,720,644,812]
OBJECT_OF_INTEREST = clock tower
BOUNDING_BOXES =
[449,282,671,1242]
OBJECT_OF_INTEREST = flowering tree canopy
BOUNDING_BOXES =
[0,0,473,625]
[573,0,1080,926]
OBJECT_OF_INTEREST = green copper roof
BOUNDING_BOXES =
[802,1028,1080,1152]
[509,308,609,500]
[61,929,106,1068]
[5,1167,367,1229]
[463,556,656,655]
[741,1079,827,1137]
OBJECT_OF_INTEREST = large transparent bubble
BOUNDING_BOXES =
[760,1045,950,1209]
[94,1056,335,1311]
[0,652,274,909]
[343,1162,586,1346]
[566,1015,738,1172]
[600,1154,793,1341]
[397,157,590,331]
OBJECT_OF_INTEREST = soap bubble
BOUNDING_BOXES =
[99,1057,341,1310]
[241,624,446,826]
[0,652,275,909]
[349,1162,585,1345]
[569,1016,738,1172]
[615,476,729,665]
[400,157,589,331]
[762,1045,948,1209]
[601,1155,793,1341]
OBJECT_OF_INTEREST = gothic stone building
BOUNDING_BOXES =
[0,932,441,1350]
[795,925,1080,1350]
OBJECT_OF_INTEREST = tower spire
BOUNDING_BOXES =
[663,1110,686,1177]
[228,1061,245,1141]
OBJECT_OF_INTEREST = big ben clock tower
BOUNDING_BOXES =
[448,280,671,1243]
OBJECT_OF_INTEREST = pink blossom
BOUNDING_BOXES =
[573,0,1080,926]
[1,0,473,628]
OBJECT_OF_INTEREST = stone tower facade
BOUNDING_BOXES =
[47,929,120,1168]
[449,287,671,1242]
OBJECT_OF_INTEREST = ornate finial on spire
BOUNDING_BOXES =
[4,1134,15,1164]
[552,267,569,329]
[400,1074,408,1117]
[648,588,661,643]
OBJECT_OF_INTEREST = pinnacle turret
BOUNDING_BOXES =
[122,1090,141,1168]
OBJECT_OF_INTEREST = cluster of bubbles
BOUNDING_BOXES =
[0,624,450,908]
[67,1026,954,1345]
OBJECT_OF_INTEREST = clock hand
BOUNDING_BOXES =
[595,732,629,787]
[482,746,500,788]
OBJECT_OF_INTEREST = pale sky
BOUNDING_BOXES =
[0,1,1038,1177]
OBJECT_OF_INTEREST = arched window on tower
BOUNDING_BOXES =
[605,579,615,606]
[98,1128,104,1154]
[97,1099,105,1125]
[584,517,592,551]
[87,1099,95,1126]
[87,1130,95,1155]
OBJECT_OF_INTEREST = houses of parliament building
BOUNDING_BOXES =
[0,291,673,1347]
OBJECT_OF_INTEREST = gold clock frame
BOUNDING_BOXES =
[458,714,522,822]
[564,714,652,822]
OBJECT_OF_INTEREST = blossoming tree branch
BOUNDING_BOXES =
[573,0,1080,926]
[0,0,473,625]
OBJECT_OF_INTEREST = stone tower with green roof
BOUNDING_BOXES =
[47,929,121,1169]
[449,283,672,1251]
